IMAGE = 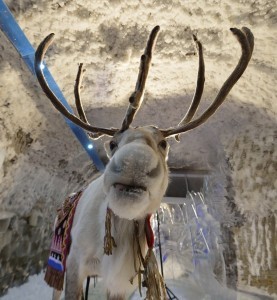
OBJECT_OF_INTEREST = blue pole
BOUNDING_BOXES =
[0,0,105,172]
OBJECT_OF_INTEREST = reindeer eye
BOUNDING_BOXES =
[159,140,167,150]
[109,141,118,151]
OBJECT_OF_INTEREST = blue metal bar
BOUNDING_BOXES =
[0,0,105,172]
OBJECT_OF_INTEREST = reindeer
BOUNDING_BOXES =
[34,26,254,300]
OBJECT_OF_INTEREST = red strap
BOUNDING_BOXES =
[144,214,154,249]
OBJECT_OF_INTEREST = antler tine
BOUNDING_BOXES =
[175,34,205,141]
[179,34,205,125]
[241,26,254,57]
[74,63,89,123]
[120,26,160,132]
[34,33,118,138]
[74,63,108,139]
[162,27,254,138]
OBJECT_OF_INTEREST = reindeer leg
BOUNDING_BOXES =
[52,289,62,300]
[107,291,125,300]
[64,252,84,300]
[65,270,84,300]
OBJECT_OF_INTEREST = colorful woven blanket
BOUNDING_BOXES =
[44,190,83,291]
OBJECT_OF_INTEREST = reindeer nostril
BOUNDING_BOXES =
[110,159,122,173]
[147,163,161,178]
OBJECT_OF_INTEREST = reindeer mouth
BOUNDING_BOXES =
[113,183,147,194]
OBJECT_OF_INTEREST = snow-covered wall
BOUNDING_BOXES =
[0,0,276,297]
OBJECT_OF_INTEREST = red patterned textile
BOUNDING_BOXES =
[44,191,83,291]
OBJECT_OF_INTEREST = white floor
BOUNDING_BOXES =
[0,272,267,300]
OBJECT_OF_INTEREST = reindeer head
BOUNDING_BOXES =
[102,126,169,219]
[34,26,254,220]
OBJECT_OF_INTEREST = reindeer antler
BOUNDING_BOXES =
[35,27,160,138]
[73,63,116,139]
[35,27,253,140]
[34,33,117,138]
[179,34,205,125]
[74,63,88,124]
[175,33,205,141]
[161,27,254,138]
[120,26,160,132]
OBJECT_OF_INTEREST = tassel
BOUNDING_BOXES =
[143,215,167,299]
[44,266,64,291]
[132,217,167,299]
[143,249,167,300]
[104,207,117,255]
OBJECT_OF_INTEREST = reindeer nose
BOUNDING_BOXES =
[110,143,158,176]
[147,162,161,178]
[110,159,122,173]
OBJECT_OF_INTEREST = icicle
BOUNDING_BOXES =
[104,207,117,255]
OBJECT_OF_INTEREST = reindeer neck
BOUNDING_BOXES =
[112,214,146,243]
